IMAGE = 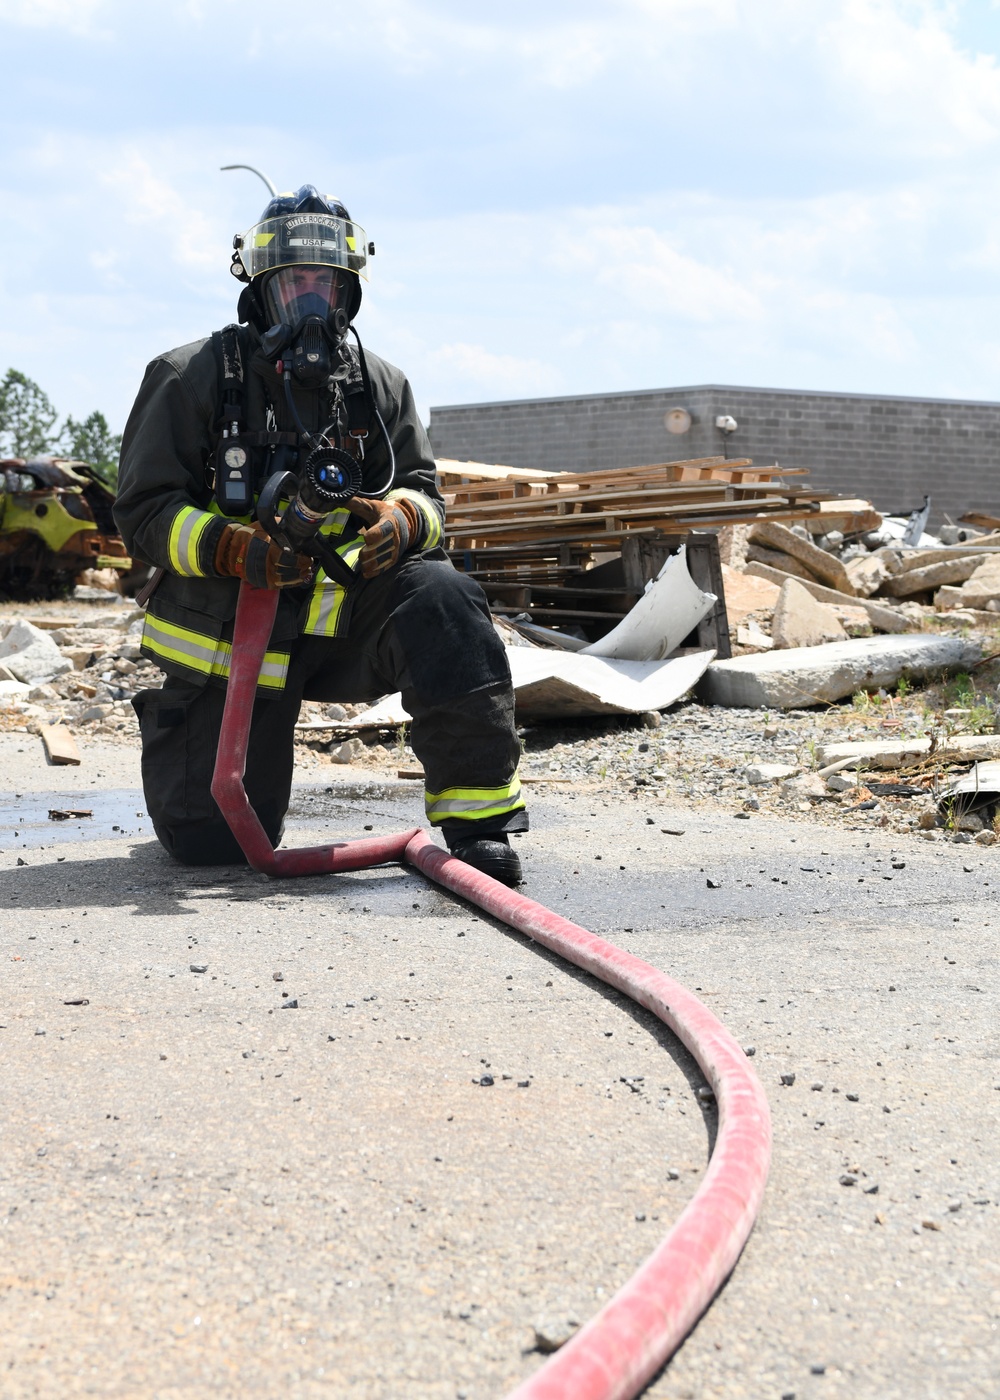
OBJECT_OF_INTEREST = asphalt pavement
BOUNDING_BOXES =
[0,733,997,1399]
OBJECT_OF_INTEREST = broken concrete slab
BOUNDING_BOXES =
[750,520,856,594]
[845,553,891,598]
[745,543,821,586]
[771,579,847,649]
[815,733,1000,769]
[736,622,774,650]
[883,556,985,597]
[744,562,911,633]
[832,605,873,637]
[934,557,1000,610]
[698,634,981,710]
[721,563,779,625]
[0,620,72,686]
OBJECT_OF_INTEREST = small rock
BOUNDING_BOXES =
[79,704,113,723]
[947,1200,962,1213]
[863,1182,879,1195]
[811,1081,824,1091]
[974,830,997,846]
[781,773,827,801]
[517,1079,530,1088]
[780,1072,796,1086]
[532,1318,579,1354]
[743,1045,756,1057]
[272,971,284,982]
[641,711,661,729]
[634,1211,646,1221]
[661,827,685,836]
[330,737,364,764]
[478,1074,494,1086]
[35,1027,46,1036]
[281,998,299,1008]
[696,1085,715,1103]
[189,964,208,974]
[846,1092,859,1102]
[921,1218,942,1231]
[839,1174,858,1186]
[666,1168,680,1180]
[706,877,722,889]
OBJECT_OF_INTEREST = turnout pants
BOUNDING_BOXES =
[133,553,526,865]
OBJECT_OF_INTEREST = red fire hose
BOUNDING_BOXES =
[211,583,773,1399]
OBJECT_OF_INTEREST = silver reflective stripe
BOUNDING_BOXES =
[143,615,219,667]
[427,794,523,817]
[257,653,288,683]
[175,509,205,576]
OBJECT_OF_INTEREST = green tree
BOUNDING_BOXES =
[0,368,59,458]
[60,410,123,487]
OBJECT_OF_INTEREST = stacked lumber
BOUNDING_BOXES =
[435,455,881,646]
[438,456,877,580]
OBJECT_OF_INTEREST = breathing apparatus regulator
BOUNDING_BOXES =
[224,185,395,584]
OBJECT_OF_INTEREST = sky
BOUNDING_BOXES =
[4,0,1000,435]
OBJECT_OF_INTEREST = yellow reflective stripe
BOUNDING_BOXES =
[301,531,364,637]
[318,508,351,538]
[424,775,524,824]
[304,571,348,636]
[167,506,215,577]
[388,488,443,548]
[141,615,289,690]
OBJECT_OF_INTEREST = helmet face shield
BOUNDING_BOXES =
[235,211,369,281]
[262,266,348,329]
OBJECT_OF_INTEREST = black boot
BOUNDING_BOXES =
[447,832,523,887]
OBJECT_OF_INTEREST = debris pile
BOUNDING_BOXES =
[0,608,156,740]
[725,516,1000,650]
[437,455,879,640]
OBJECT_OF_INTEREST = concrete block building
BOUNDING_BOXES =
[428,383,1000,522]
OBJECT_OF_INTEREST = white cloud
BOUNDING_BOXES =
[424,341,562,400]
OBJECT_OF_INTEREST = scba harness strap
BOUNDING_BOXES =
[210,325,376,517]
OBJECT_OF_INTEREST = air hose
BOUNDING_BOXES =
[211,583,772,1399]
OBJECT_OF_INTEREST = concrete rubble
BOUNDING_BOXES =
[699,635,982,710]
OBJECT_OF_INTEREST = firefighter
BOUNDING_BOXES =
[114,185,526,885]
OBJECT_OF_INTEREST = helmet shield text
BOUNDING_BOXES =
[236,213,368,281]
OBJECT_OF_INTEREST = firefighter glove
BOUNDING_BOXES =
[349,496,422,579]
[214,522,313,589]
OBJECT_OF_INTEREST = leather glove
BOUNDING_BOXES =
[348,496,422,579]
[214,522,313,590]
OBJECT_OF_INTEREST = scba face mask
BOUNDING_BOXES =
[259,266,352,389]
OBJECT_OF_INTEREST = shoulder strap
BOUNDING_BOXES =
[211,324,246,431]
[341,338,374,439]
